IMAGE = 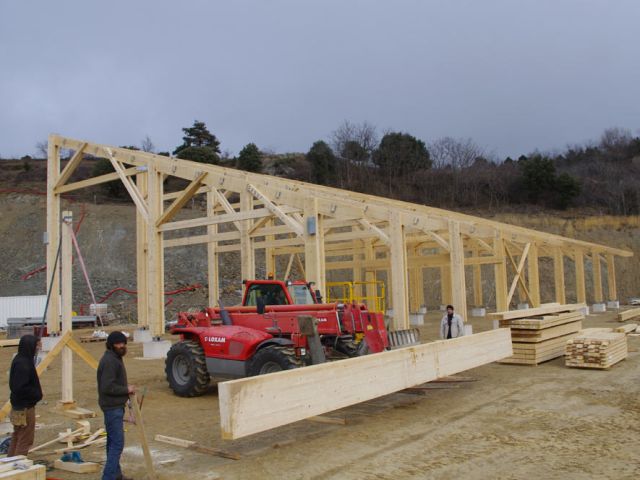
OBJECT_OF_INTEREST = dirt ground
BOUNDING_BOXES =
[1,310,639,480]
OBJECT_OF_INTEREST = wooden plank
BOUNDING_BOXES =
[154,435,241,460]
[618,308,640,322]
[0,339,19,348]
[131,392,157,480]
[510,320,582,342]
[0,465,46,480]
[489,303,585,321]
[54,167,139,194]
[615,323,638,334]
[218,329,513,439]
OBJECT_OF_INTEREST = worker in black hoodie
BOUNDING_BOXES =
[97,331,135,480]
[8,334,43,456]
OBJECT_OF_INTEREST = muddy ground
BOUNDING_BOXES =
[1,310,639,480]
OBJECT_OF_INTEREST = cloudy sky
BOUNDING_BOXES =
[1,0,638,159]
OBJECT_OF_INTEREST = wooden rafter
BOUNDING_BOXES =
[357,219,390,245]
[55,167,139,194]
[156,171,208,227]
[105,148,149,221]
[246,183,304,236]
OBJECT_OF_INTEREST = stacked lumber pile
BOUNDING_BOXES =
[491,304,585,365]
[617,307,640,322]
[0,456,46,480]
[565,331,627,369]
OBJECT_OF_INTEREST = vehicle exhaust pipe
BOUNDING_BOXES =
[218,299,233,326]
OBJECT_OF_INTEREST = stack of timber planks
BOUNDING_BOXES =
[494,307,584,365]
[0,456,46,480]
[565,331,628,369]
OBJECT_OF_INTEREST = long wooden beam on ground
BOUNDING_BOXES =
[489,303,586,321]
[218,329,513,440]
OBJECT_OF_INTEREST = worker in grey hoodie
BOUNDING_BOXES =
[97,331,135,480]
[440,305,465,339]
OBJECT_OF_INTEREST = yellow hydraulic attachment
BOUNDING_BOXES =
[325,280,386,313]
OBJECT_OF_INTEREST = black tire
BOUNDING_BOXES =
[246,346,302,376]
[165,340,210,397]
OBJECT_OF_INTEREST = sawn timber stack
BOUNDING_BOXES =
[565,331,628,369]
[493,305,584,365]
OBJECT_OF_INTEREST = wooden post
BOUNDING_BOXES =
[448,221,467,319]
[364,240,377,310]
[554,248,566,304]
[146,165,165,337]
[408,267,420,313]
[303,198,325,297]
[46,136,61,334]
[494,234,508,311]
[206,189,219,306]
[416,266,425,310]
[265,219,276,278]
[591,250,603,303]
[136,172,148,327]
[606,254,617,301]
[60,211,73,404]
[240,191,255,281]
[528,242,540,307]
[472,247,483,307]
[389,212,409,329]
[574,250,586,304]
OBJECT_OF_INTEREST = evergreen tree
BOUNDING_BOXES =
[372,132,431,177]
[237,143,262,173]
[173,120,221,164]
[307,141,337,185]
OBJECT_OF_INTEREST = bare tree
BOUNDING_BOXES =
[141,135,155,153]
[330,120,378,160]
[600,127,632,151]
[429,136,485,170]
[35,140,48,159]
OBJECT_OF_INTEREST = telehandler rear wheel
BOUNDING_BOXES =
[165,340,210,397]
[247,345,301,376]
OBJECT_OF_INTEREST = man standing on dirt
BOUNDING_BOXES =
[97,331,135,480]
[440,305,465,339]
[8,334,43,456]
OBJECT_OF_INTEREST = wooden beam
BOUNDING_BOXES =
[155,172,207,227]
[304,198,325,295]
[591,249,603,303]
[472,247,483,307]
[389,212,409,329]
[357,219,390,245]
[247,183,304,236]
[528,243,541,307]
[575,250,586,304]
[505,243,532,307]
[493,235,508,311]
[136,172,149,328]
[554,248,566,304]
[489,303,585,321]
[54,167,139,194]
[449,221,467,317]
[606,254,617,301]
[106,149,149,221]
[46,135,61,334]
[240,191,255,280]
[207,190,219,306]
[54,142,87,189]
[146,164,165,337]
[218,329,513,439]
[60,212,73,404]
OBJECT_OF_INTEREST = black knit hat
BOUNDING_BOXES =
[106,331,128,348]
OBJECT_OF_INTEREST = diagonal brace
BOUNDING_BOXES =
[247,183,304,236]
[156,172,208,227]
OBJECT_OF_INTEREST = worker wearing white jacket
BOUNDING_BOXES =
[440,305,465,339]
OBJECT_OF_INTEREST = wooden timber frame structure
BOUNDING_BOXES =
[46,135,633,337]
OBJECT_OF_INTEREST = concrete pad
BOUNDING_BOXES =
[592,303,606,313]
[607,300,620,309]
[133,328,153,343]
[143,340,171,359]
[517,303,530,310]
[579,306,590,316]
[464,325,473,335]
[409,314,424,326]
[492,320,500,330]
[471,307,487,317]
[418,306,427,314]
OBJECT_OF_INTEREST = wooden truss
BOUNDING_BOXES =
[46,135,632,335]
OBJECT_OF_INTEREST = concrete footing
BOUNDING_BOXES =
[579,306,590,316]
[492,320,500,330]
[464,325,473,335]
[143,340,171,359]
[471,307,487,317]
[592,303,606,313]
[607,300,620,309]
[133,328,153,343]
[409,314,424,326]
[418,306,427,314]
[41,336,62,353]
[517,303,530,310]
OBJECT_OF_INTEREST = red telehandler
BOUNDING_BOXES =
[165,279,418,396]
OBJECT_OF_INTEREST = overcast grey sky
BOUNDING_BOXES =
[1,0,638,159]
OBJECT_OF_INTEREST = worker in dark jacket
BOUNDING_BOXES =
[97,331,135,480]
[8,334,43,456]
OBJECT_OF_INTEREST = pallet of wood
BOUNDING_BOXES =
[565,331,627,369]
[0,456,46,480]
[499,311,584,365]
